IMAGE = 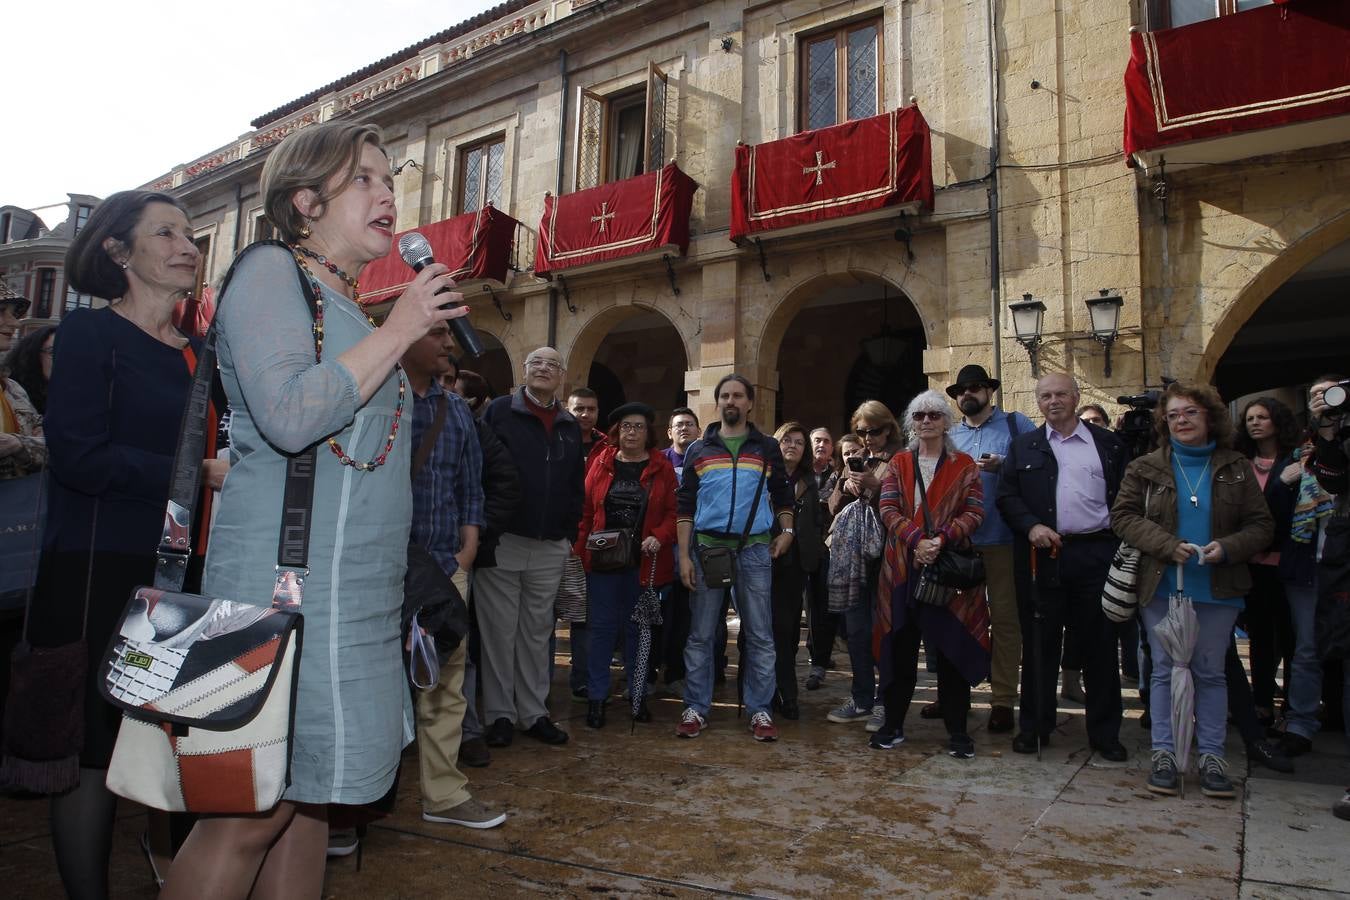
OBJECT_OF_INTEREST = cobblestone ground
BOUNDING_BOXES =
[3,634,1347,898]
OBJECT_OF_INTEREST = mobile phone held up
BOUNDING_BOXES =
[846,457,867,473]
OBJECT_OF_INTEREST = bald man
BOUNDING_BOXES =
[997,373,1129,761]
[476,347,585,747]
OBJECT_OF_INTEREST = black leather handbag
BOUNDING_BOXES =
[912,451,985,606]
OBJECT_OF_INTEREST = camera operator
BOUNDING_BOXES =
[1305,373,1349,822]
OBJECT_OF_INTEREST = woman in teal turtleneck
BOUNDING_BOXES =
[1112,384,1273,801]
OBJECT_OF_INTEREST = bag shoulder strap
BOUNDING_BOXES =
[913,449,935,537]
[411,393,449,480]
[1006,410,1021,442]
[155,240,319,601]
[737,457,768,551]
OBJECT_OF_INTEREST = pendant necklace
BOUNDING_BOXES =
[1175,456,1210,508]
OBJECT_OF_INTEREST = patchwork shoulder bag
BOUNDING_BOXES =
[99,242,312,814]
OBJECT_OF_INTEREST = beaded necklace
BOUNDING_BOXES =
[291,245,405,471]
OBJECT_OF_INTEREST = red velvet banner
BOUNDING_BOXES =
[1124,0,1350,159]
[730,106,934,242]
[360,205,518,303]
[535,163,697,276]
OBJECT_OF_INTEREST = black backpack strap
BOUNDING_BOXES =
[154,241,320,611]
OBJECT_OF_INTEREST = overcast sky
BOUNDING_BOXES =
[5,0,499,226]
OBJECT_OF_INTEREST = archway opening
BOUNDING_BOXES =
[461,330,513,403]
[1213,236,1350,402]
[773,276,926,436]
[585,310,689,431]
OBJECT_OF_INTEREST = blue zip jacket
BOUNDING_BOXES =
[676,423,795,539]
[482,388,585,542]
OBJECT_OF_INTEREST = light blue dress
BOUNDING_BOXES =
[204,244,412,806]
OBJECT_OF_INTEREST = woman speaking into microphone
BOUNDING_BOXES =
[162,122,467,898]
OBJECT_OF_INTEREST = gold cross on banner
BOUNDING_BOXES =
[802,150,837,186]
[591,201,616,234]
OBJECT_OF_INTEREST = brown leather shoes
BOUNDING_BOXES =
[987,705,1015,734]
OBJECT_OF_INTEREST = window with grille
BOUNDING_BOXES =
[573,62,668,191]
[1145,0,1273,29]
[799,16,882,133]
[64,283,95,312]
[36,268,55,318]
[458,137,506,214]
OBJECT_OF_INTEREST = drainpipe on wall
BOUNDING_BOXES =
[987,0,1004,398]
[231,182,244,258]
[548,48,570,350]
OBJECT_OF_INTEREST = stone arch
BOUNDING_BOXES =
[563,302,693,417]
[466,325,515,399]
[1201,208,1350,382]
[755,266,931,433]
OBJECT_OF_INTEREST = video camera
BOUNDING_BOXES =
[1115,377,1175,459]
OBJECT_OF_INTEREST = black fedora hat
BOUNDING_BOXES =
[608,401,655,427]
[945,364,1000,399]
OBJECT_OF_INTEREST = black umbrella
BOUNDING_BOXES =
[629,554,663,728]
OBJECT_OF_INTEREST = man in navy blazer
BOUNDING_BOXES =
[997,373,1130,761]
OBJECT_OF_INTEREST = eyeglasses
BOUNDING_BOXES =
[40,346,55,356]
[618,422,647,432]
[1164,407,1204,423]
[911,411,944,422]
[525,359,562,372]
[855,425,887,438]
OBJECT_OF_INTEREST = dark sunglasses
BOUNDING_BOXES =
[957,384,990,395]
[855,426,888,438]
[911,411,944,422]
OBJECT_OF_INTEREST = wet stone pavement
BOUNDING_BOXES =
[2,633,1347,899]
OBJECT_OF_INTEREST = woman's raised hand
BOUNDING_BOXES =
[384,262,470,343]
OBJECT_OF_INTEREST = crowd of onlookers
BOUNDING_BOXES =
[1,120,1347,899]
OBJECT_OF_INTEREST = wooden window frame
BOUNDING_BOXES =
[572,61,669,192]
[455,134,507,215]
[797,15,884,134]
[36,268,56,318]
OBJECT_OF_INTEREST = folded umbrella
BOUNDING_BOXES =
[629,554,663,728]
[1151,562,1199,774]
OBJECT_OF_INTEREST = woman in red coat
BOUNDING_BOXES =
[574,401,678,728]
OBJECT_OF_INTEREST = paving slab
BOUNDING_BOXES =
[1243,777,1350,894]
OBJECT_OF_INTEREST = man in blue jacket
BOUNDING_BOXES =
[947,364,1035,733]
[476,346,585,748]
[997,373,1129,761]
[675,374,796,742]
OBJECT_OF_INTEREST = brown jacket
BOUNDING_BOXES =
[1110,445,1273,607]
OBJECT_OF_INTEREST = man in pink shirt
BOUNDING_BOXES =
[997,374,1129,760]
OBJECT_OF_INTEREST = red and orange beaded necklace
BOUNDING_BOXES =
[292,245,405,471]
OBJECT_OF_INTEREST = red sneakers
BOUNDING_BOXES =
[675,707,706,738]
[750,711,778,742]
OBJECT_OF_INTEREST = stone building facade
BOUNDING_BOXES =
[149,0,1350,433]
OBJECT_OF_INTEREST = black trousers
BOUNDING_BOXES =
[1244,563,1292,711]
[771,558,806,703]
[1016,536,1122,745]
[805,559,837,667]
[882,614,970,738]
[658,581,692,684]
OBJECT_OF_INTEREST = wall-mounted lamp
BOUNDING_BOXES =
[720,36,735,52]
[392,159,440,181]
[1085,289,1124,377]
[1009,292,1046,376]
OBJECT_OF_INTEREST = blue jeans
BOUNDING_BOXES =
[586,570,665,702]
[844,597,876,709]
[1283,582,1324,740]
[684,542,775,717]
[1142,599,1239,757]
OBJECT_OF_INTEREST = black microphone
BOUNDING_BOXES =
[397,232,484,358]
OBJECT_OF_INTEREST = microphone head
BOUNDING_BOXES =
[398,232,433,269]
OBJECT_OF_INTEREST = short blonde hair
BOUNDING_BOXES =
[260,121,386,243]
[851,399,901,445]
